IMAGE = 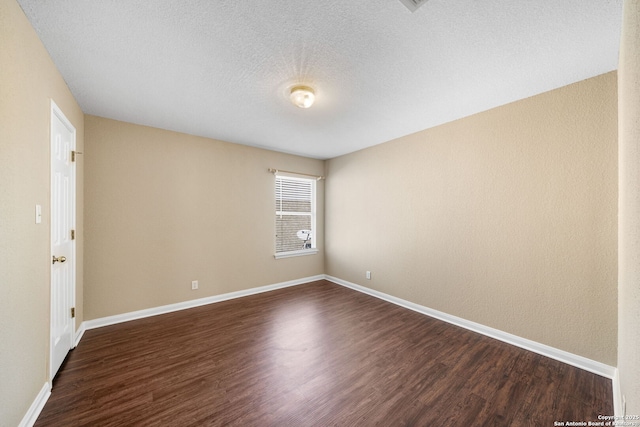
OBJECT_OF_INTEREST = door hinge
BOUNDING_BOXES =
[71,229,75,240]
[71,151,83,162]
[71,307,75,318]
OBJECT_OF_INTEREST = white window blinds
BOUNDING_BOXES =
[275,175,316,255]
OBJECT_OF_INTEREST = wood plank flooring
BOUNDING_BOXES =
[35,280,613,426]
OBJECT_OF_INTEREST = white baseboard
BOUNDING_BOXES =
[83,275,325,331]
[18,382,51,427]
[80,273,616,381]
[74,322,85,348]
[613,368,623,417]
[71,273,617,415]
[325,275,616,380]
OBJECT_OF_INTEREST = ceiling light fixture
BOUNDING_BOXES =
[290,85,315,109]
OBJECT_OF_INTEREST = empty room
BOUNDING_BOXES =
[2,0,640,426]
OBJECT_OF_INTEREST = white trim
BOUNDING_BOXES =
[79,273,617,380]
[83,275,325,330]
[325,275,616,380]
[18,382,51,427]
[74,322,85,348]
[613,368,623,417]
[274,249,319,259]
[70,273,618,414]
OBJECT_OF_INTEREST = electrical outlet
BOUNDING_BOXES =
[191,280,198,290]
[623,395,626,417]
[366,271,371,280]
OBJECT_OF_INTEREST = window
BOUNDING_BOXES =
[275,175,317,258]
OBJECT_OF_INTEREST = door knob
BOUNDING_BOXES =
[52,255,67,264]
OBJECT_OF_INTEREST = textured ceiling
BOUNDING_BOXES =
[18,0,623,159]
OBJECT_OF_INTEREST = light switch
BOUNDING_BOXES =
[35,204,42,224]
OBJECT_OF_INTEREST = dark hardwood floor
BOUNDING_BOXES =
[36,280,613,426]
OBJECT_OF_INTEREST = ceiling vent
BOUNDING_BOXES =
[398,0,430,12]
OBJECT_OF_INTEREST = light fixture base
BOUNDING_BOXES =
[290,85,315,109]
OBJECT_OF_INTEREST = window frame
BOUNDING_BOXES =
[274,174,318,259]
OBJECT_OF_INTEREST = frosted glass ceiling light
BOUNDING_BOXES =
[290,85,315,108]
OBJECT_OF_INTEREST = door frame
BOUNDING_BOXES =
[50,99,77,381]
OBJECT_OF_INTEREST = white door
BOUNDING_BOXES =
[50,100,76,380]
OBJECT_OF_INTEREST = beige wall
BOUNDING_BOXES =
[326,72,618,365]
[84,116,324,319]
[0,0,84,425]
[1,0,626,422]
[618,0,640,415]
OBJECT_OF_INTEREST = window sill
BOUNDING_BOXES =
[274,249,318,259]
